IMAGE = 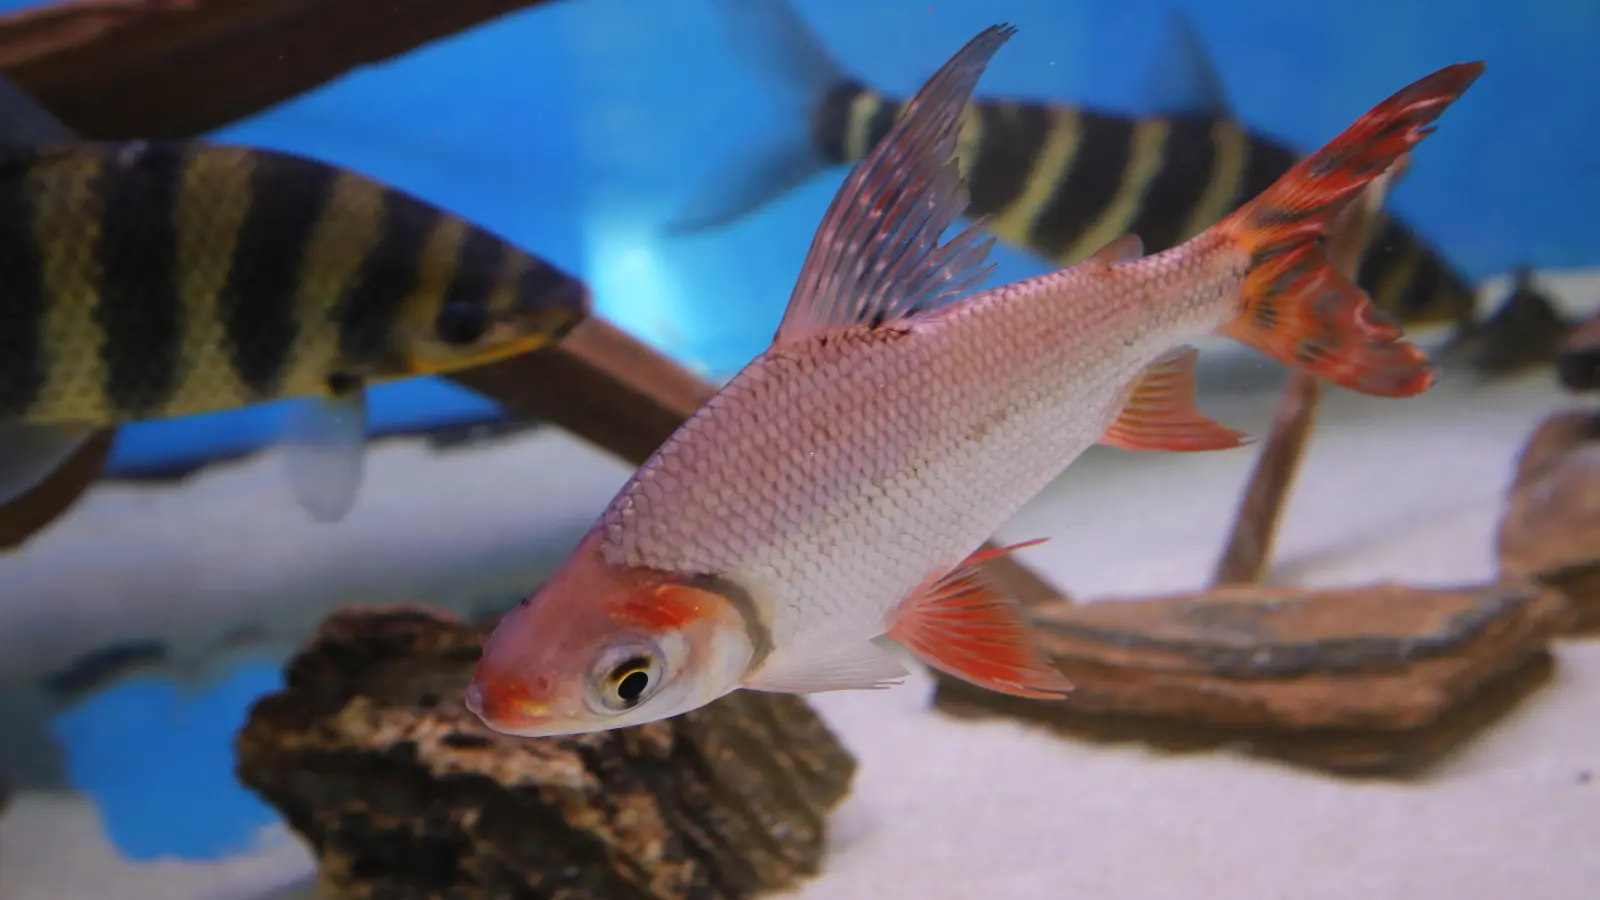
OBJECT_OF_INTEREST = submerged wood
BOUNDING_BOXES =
[236,606,856,899]
[1209,371,1319,586]
[0,0,568,139]
[1498,409,1600,635]
[0,429,113,552]
[935,583,1571,776]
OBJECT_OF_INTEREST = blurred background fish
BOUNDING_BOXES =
[671,0,1481,354]
[0,73,590,525]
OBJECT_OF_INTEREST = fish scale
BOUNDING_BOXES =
[602,239,1245,652]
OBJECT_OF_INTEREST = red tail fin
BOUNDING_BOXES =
[1217,61,1485,397]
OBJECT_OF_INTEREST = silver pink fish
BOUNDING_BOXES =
[466,24,1484,737]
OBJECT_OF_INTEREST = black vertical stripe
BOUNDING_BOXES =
[861,99,902,158]
[1430,259,1477,327]
[222,149,337,398]
[811,81,868,164]
[964,100,1054,217]
[434,223,506,344]
[1125,116,1218,253]
[97,141,184,416]
[337,188,435,369]
[515,255,589,340]
[1402,252,1445,321]
[1027,110,1135,259]
[0,153,44,417]
[1233,136,1298,212]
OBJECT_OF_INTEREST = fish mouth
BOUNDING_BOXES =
[463,674,554,734]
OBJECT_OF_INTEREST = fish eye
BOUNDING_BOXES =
[589,648,665,713]
[435,300,489,346]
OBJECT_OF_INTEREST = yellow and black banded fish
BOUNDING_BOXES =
[672,0,1479,343]
[0,78,589,522]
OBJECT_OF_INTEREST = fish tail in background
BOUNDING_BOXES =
[664,0,854,232]
[0,72,100,510]
[1213,62,1485,398]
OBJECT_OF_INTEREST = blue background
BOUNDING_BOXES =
[5,0,1592,863]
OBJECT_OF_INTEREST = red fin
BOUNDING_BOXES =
[610,583,716,631]
[770,26,1015,345]
[887,539,1073,700]
[1215,61,1484,398]
[1100,346,1249,452]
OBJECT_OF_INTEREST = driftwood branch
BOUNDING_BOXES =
[237,606,856,899]
[0,0,568,139]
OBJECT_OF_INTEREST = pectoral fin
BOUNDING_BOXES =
[0,423,94,506]
[887,539,1072,700]
[281,390,368,523]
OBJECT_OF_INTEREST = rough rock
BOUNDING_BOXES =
[933,582,1571,776]
[236,606,856,900]
[1498,409,1600,634]
[1556,312,1600,392]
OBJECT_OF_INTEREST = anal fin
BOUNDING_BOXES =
[0,423,94,506]
[741,638,909,694]
[281,389,368,523]
[1099,346,1248,452]
[886,539,1072,700]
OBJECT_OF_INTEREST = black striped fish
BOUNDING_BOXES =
[672,0,1478,342]
[0,78,589,523]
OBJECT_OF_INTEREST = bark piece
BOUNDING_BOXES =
[235,606,856,900]
[1498,409,1600,634]
[1555,312,1600,392]
[933,582,1571,776]
[0,427,113,552]
[1449,267,1574,377]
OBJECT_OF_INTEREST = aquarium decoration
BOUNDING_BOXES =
[236,606,855,899]
[1497,409,1600,636]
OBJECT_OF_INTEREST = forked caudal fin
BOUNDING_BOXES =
[1215,61,1485,398]
[665,0,853,232]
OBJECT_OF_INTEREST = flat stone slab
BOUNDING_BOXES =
[933,582,1571,776]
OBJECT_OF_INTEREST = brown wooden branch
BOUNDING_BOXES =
[0,429,113,551]
[0,0,568,140]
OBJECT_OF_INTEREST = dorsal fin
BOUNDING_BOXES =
[770,25,1015,345]
[1142,10,1234,118]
